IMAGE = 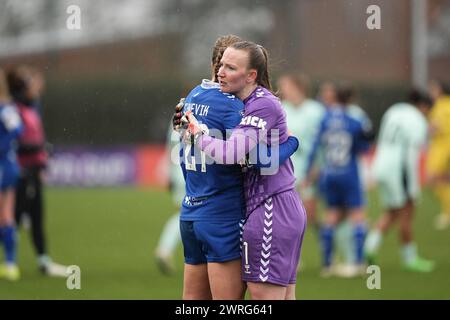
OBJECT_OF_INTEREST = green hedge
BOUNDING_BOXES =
[42,76,184,145]
[41,76,410,145]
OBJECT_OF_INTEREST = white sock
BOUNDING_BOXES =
[156,213,181,256]
[38,254,51,267]
[336,221,355,264]
[401,242,418,265]
[364,230,382,255]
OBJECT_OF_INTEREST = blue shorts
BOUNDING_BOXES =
[180,219,243,264]
[0,161,19,191]
[319,173,364,209]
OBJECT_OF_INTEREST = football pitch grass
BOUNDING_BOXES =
[0,186,449,299]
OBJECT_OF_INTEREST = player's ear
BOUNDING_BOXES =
[247,69,257,84]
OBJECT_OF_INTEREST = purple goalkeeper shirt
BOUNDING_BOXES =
[199,86,296,216]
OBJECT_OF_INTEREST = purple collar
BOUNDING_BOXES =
[243,86,261,104]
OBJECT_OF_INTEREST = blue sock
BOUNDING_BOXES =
[321,225,335,267]
[0,226,3,244]
[2,226,17,264]
[353,223,367,264]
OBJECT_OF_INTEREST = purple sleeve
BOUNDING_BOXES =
[198,129,257,164]
[197,97,281,164]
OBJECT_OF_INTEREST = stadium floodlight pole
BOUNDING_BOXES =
[411,0,428,91]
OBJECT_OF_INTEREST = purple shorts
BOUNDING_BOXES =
[241,190,307,286]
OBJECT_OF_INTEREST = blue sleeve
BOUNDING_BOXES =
[253,136,299,168]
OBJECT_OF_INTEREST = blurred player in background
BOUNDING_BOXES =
[336,84,374,277]
[315,81,374,276]
[278,74,325,230]
[365,89,435,272]
[427,79,450,230]
[0,69,22,281]
[305,83,373,277]
[7,66,68,277]
[154,122,184,275]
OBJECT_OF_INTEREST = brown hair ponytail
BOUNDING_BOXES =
[258,45,272,92]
